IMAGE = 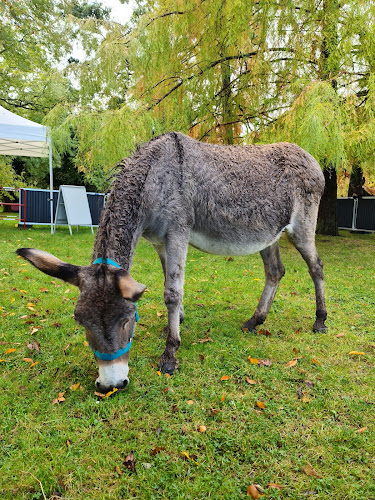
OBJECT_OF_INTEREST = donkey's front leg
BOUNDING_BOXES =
[159,233,189,374]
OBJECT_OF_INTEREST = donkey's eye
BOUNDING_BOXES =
[121,320,129,330]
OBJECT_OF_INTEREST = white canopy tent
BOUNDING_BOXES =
[0,104,53,232]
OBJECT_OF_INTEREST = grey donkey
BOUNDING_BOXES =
[17,132,327,392]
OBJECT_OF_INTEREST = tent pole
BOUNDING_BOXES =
[48,131,54,234]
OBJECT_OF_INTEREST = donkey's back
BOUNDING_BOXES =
[141,133,324,256]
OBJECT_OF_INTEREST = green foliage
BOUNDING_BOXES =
[263,81,345,169]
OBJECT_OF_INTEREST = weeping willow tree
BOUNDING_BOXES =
[45,0,375,233]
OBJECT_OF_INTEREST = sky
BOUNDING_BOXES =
[99,0,135,25]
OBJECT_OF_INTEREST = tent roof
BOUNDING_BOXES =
[0,104,49,158]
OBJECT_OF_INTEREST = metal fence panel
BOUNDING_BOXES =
[356,198,375,231]
[19,188,104,226]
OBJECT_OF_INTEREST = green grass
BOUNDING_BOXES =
[0,222,374,499]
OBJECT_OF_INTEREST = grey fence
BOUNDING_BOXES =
[337,197,375,232]
[19,188,105,227]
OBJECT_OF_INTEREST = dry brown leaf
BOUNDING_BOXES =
[220,375,230,381]
[70,382,80,391]
[198,425,207,433]
[116,465,122,475]
[40,287,49,293]
[285,358,298,368]
[22,358,33,363]
[256,401,266,409]
[293,347,298,355]
[355,426,367,433]
[198,337,213,343]
[186,400,194,405]
[52,392,66,404]
[267,483,285,489]
[258,329,271,336]
[302,396,310,403]
[349,351,365,355]
[302,465,321,478]
[150,446,166,456]
[248,357,259,364]
[246,377,256,385]
[336,332,345,338]
[311,358,321,366]
[258,359,272,367]
[124,452,136,473]
[247,484,260,498]
[26,339,40,352]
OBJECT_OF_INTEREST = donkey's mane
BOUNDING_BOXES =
[93,132,182,270]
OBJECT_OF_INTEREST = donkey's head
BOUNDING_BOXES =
[16,249,146,392]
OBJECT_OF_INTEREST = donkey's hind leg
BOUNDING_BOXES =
[242,241,285,333]
[287,224,327,332]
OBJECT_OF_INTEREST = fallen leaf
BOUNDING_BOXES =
[26,339,40,352]
[246,377,256,385]
[258,329,271,336]
[311,358,321,366]
[181,451,199,465]
[198,425,207,433]
[150,447,166,456]
[285,358,298,368]
[198,337,213,343]
[165,373,171,378]
[336,332,345,338]
[221,393,225,402]
[199,354,205,362]
[63,343,70,352]
[302,396,310,403]
[40,288,49,293]
[248,357,259,364]
[302,465,321,478]
[116,465,122,475]
[31,328,39,335]
[220,375,230,381]
[124,452,136,473]
[247,484,260,498]
[83,340,88,346]
[156,312,163,317]
[64,289,71,294]
[293,347,298,355]
[355,426,367,433]
[267,483,285,489]
[52,392,66,404]
[5,348,16,354]
[256,401,266,409]
[211,408,219,415]
[349,351,365,355]
[186,400,194,405]
[27,306,36,312]
[22,358,33,363]
[0,359,6,362]
[156,371,161,376]
[27,303,35,308]
[70,382,80,391]
[258,359,272,367]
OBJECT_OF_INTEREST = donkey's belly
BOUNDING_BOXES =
[189,229,285,256]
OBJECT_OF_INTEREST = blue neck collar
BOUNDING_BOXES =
[93,257,121,268]
[90,303,139,361]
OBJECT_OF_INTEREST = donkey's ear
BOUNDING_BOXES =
[117,272,146,302]
[16,248,81,287]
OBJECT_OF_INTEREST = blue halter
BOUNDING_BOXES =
[90,257,139,361]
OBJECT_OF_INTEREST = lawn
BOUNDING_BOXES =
[0,222,374,499]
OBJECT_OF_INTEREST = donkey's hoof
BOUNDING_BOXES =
[160,362,177,375]
[241,321,257,334]
[313,325,327,333]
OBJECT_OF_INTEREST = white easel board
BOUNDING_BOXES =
[54,185,93,234]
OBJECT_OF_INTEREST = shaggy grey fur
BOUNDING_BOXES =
[17,131,327,385]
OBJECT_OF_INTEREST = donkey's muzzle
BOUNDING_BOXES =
[95,378,129,392]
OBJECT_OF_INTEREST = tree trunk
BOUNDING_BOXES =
[317,167,338,235]
[220,60,234,145]
[348,163,365,197]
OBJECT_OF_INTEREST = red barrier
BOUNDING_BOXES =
[0,187,26,229]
